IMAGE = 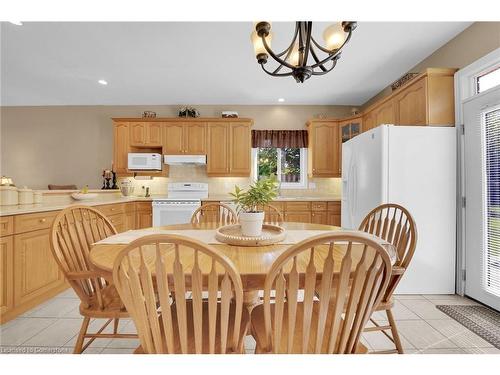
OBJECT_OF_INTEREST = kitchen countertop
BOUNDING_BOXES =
[0,195,341,217]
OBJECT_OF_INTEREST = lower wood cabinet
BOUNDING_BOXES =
[0,236,14,316]
[284,211,312,223]
[311,211,328,225]
[0,200,155,324]
[136,202,153,229]
[13,228,65,308]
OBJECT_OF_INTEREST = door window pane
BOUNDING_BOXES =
[485,107,500,296]
[477,67,500,93]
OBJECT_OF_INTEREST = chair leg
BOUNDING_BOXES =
[74,317,91,354]
[386,308,404,354]
[113,318,120,334]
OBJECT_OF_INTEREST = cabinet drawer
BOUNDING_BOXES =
[311,211,328,224]
[269,202,285,212]
[124,202,136,213]
[0,216,14,237]
[285,201,311,211]
[311,202,327,211]
[327,201,341,213]
[14,211,58,234]
[96,203,126,217]
[284,212,311,223]
[201,202,220,211]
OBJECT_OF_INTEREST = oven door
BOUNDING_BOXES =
[152,201,200,227]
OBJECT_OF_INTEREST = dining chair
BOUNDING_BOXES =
[250,231,392,354]
[256,204,284,226]
[358,203,417,354]
[113,234,250,354]
[190,202,238,227]
[50,205,137,354]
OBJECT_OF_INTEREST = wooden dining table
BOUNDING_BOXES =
[89,222,394,309]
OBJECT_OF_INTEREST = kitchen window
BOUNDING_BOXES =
[252,147,308,189]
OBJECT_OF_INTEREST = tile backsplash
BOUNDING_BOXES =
[119,165,341,198]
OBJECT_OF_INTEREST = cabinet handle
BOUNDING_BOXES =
[39,218,46,223]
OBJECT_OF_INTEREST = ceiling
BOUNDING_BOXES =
[0,22,472,106]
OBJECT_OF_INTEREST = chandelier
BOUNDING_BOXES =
[251,21,357,83]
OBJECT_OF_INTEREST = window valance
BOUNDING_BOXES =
[251,130,308,148]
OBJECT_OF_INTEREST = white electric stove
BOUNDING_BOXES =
[152,182,208,227]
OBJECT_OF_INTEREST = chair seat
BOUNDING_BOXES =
[251,302,366,354]
[79,285,129,319]
[135,300,250,354]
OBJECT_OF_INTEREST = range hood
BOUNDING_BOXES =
[163,155,207,165]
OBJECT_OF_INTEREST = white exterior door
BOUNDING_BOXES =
[464,85,500,310]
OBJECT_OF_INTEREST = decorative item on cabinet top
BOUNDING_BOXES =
[178,106,200,118]
[142,111,157,118]
[391,72,420,91]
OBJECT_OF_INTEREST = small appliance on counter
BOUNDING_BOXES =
[128,153,162,171]
[119,179,135,196]
[0,176,18,206]
[153,182,209,226]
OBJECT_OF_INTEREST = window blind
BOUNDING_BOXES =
[485,107,500,296]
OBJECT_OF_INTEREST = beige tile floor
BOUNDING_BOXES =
[0,289,498,354]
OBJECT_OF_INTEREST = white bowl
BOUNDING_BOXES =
[71,193,98,201]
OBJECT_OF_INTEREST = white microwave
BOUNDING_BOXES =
[127,153,162,170]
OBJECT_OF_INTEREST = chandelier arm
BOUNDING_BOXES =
[302,22,313,67]
[309,44,328,72]
[311,59,338,76]
[309,30,353,68]
[261,63,294,77]
[261,34,296,70]
[273,24,300,74]
[275,22,299,58]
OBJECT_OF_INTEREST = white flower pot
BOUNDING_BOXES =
[239,211,265,237]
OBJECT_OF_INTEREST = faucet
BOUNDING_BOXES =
[276,179,282,198]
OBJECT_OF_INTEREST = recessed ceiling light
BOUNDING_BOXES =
[278,98,285,102]
[9,21,23,26]
[98,79,108,85]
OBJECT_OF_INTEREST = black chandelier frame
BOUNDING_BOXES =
[254,21,357,83]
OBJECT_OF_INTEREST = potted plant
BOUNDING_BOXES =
[230,176,278,237]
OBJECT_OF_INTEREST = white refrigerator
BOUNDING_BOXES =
[341,125,456,294]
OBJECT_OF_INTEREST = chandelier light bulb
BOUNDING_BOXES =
[323,22,346,50]
[251,31,272,56]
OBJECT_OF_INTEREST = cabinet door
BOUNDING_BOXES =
[113,122,130,174]
[148,122,163,146]
[374,100,395,126]
[185,123,207,155]
[285,212,312,223]
[136,210,152,229]
[0,236,14,315]
[310,123,340,177]
[130,122,147,146]
[327,212,341,226]
[362,111,376,132]
[163,123,184,154]
[14,229,64,306]
[207,123,229,175]
[394,77,427,125]
[229,123,251,176]
[311,212,328,225]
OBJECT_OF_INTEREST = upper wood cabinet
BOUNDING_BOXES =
[307,120,341,178]
[393,76,427,125]
[229,123,251,176]
[113,122,130,174]
[207,121,252,177]
[361,68,457,131]
[130,122,162,146]
[163,122,207,155]
[372,99,395,126]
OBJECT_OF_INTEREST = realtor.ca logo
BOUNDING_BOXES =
[0,346,72,354]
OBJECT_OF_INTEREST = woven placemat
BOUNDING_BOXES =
[436,304,500,348]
